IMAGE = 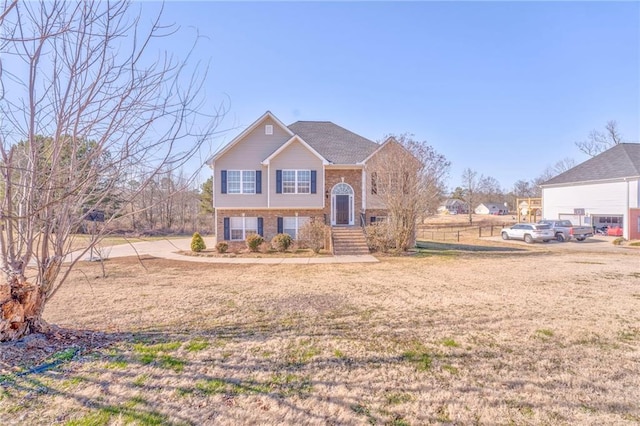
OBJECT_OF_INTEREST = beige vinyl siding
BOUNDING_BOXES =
[214,118,289,208]
[270,140,324,208]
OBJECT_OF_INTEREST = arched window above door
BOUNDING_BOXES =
[331,182,354,195]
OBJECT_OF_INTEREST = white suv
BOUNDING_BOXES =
[501,223,554,244]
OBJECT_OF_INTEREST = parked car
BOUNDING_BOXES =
[501,223,554,243]
[537,219,594,242]
[607,226,623,237]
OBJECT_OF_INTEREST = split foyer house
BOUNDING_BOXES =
[541,143,640,240]
[208,111,397,246]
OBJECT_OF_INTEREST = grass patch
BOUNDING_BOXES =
[442,364,459,374]
[285,339,321,366]
[66,396,168,425]
[132,374,149,387]
[48,348,78,363]
[159,355,185,372]
[401,343,432,371]
[104,359,129,369]
[441,338,460,347]
[618,328,640,341]
[190,374,312,398]
[65,410,111,426]
[388,418,410,426]
[436,404,451,422]
[133,341,182,367]
[535,329,554,338]
[385,392,414,405]
[351,403,376,424]
[185,338,209,352]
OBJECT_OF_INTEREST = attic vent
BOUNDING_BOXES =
[265,125,273,135]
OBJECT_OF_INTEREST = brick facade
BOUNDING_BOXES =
[364,209,389,225]
[323,168,364,223]
[216,208,325,247]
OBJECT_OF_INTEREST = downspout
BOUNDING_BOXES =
[625,178,630,240]
[267,164,270,208]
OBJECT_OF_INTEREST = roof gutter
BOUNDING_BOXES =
[540,175,640,188]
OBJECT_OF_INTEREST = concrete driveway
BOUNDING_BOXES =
[68,237,379,264]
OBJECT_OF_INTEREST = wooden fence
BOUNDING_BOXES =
[416,224,509,242]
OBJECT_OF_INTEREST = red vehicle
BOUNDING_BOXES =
[607,226,623,237]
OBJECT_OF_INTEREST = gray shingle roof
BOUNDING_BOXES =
[287,121,380,164]
[542,143,640,186]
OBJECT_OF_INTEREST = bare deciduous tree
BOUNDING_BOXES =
[461,168,480,224]
[0,1,223,341]
[575,120,625,157]
[366,134,449,251]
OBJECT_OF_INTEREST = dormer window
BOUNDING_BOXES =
[265,124,273,135]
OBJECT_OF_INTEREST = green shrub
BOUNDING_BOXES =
[298,219,325,253]
[215,241,228,253]
[190,232,206,252]
[612,237,625,246]
[246,233,264,252]
[271,233,293,252]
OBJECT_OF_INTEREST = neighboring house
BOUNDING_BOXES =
[207,111,397,247]
[474,202,507,215]
[437,199,467,214]
[541,143,640,240]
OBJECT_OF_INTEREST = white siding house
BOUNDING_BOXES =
[474,202,506,215]
[540,143,640,240]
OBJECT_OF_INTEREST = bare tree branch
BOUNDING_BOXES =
[575,120,626,157]
[0,0,225,341]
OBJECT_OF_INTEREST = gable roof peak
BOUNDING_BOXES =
[208,111,293,165]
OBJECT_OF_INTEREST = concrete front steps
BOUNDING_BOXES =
[332,226,370,255]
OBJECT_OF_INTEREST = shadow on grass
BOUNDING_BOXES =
[1,309,637,425]
[415,240,528,253]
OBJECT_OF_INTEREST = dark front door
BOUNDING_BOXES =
[336,195,349,225]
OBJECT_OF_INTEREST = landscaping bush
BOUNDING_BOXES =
[612,237,625,246]
[190,232,206,252]
[271,233,293,252]
[365,222,394,253]
[245,233,264,252]
[215,241,228,253]
[298,219,326,253]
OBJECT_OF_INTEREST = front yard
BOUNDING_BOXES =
[1,249,639,425]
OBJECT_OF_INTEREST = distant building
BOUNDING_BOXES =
[541,143,640,240]
[437,199,468,214]
[474,202,507,215]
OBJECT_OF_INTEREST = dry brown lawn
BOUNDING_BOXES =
[1,248,639,425]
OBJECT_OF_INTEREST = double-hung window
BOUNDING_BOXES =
[282,170,297,194]
[282,216,310,239]
[227,171,241,194]
[226,170,256,194]
[282,170,311,194]
[229,217,258,240]
[242,171,255,193]
[297,170,311,193]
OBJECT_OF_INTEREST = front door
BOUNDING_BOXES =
[336,195,349,225]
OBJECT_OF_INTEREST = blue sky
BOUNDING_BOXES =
[158,1,639,191]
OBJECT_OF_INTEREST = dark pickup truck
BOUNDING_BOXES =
[538,220,594,242]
